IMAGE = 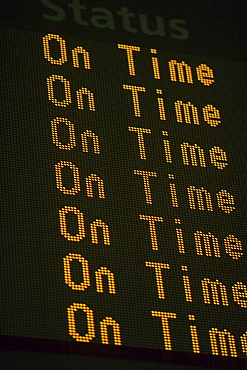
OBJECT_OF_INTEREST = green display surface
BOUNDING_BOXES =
[1,25,247,363]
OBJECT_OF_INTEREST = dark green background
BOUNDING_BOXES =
[1,25,246,364]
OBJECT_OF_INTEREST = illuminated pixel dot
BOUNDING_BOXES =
[181,265,188,271]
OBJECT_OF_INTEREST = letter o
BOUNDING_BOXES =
[67,303,95,342]
[63,254,90,291]
[47,75,72,107]
[59,206,85,242]
[51,118,76,150]
[43,34,67,65]
[55,161,81,195]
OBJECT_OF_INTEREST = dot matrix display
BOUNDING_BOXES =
[1,26,247,362]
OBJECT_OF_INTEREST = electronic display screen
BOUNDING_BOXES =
[1,23,247,366]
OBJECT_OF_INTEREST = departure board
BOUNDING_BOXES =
[1,24,247,367]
